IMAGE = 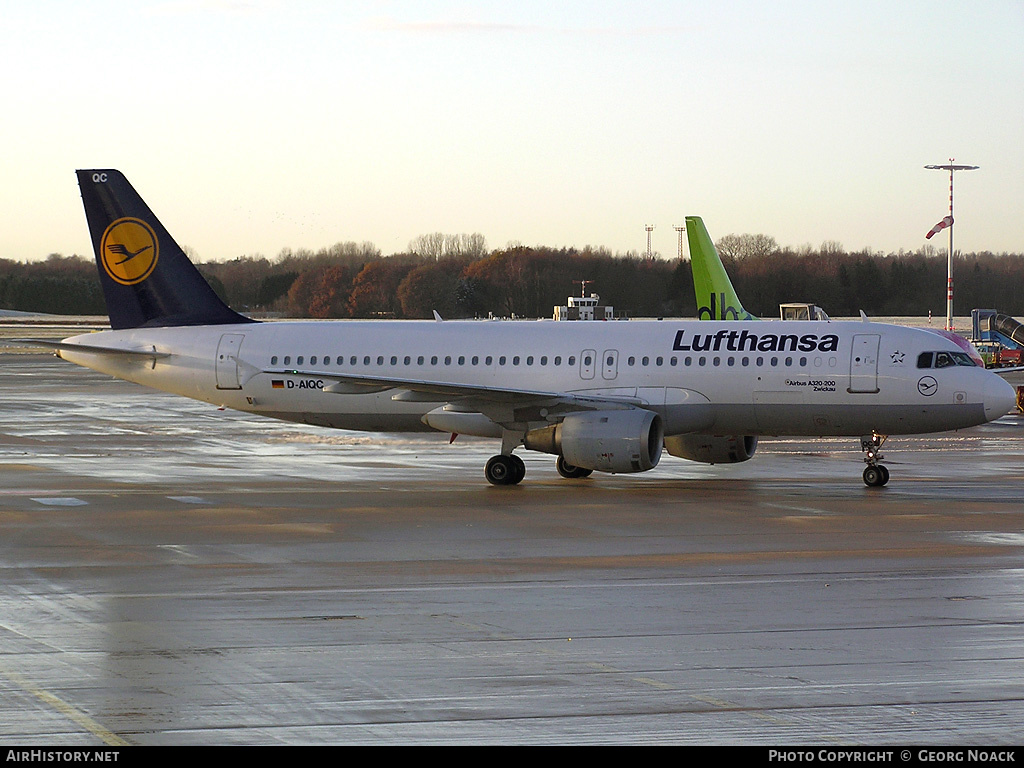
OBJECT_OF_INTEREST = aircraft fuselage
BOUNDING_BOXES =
[60,318,1009,439]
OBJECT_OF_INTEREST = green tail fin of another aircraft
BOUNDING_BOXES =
[685,216,758,321]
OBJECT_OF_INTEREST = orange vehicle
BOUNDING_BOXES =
[998,348,1022,367]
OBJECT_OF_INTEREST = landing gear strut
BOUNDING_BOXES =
[485,453,526,486]
[861,433,889,487]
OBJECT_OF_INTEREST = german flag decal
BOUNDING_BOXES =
[271,380,284,389]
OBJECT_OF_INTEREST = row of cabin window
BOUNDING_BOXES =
[272,354,579,367]
[627,355,837,368]
[270,353,839,369]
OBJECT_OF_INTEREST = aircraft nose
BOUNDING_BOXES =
[983,374,1017,421]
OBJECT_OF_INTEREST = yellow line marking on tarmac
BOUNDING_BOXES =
[0,667,130,746]
[632,676,673,690]
[691,693,789,723]
[584,662,694,691]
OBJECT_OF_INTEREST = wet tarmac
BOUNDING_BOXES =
[1,353,1023,745]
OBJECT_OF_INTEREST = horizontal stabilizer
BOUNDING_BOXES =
[1,338,170,360]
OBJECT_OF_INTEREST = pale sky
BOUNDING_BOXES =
[3,0,1022,262]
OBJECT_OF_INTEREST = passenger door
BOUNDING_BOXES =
[579,349,596,380]
[849,334,880,393]
[215,333,245,390]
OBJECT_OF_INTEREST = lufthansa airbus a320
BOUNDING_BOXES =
[45,170,1016,486]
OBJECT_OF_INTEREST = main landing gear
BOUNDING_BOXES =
[485,453,526,486]
[555,455,593,479]
[861,433,889,487]
[484,453,595,485]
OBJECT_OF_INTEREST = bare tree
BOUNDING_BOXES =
[409,233,488,261]
[715,233,779,261]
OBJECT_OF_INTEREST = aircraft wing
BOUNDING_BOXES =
[264,367,645,424]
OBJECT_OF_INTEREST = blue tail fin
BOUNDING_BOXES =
[77,170,254,330]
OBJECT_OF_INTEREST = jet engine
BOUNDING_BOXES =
[524,409,663,473]
[663,434,758,464]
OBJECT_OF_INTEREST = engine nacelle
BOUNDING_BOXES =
[663,434,758,464]
[524,409,663,474]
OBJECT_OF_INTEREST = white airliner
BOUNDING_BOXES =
[50,170,1016,487]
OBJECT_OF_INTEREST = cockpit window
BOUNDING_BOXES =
[919,350,977,369]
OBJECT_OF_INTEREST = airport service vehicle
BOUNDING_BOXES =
[51,170,1016,487]
[972,342,1022,369]
[998,348,1023,367]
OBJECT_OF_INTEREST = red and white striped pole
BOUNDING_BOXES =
[925,161,978,333]
[946,163,954,332]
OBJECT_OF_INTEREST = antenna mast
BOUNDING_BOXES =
[573,279,592,298]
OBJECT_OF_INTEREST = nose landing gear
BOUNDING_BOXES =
[861,433,889,487]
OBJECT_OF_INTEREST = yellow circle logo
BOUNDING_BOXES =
[100,217,159,285]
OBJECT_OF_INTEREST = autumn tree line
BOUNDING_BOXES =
[3,233,1024,319]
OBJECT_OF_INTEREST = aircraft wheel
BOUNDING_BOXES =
[556,455,593,479]
[509,454,526,484]
[863,465,889,487]
[485,454,522,486]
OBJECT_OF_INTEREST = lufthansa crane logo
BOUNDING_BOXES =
[100,217,159,285]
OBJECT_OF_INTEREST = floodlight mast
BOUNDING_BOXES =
[925,160,979,332]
